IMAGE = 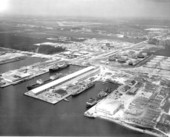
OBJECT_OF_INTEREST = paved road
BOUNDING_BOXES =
[91,34,165,61]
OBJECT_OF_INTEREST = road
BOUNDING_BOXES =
[91,34,166,61]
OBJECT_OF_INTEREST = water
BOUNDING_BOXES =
[0,59,154,136]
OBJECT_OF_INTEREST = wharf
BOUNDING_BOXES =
[30,66,97,95]
[25,66,100,104]
[0,56,27,65]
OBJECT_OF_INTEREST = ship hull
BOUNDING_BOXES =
[72,83,95,96]
[49,68,60,73]
[27,74,62,90]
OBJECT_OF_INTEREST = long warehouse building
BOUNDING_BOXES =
[31,66,97,95]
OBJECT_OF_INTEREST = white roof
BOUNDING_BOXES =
[31,66,96,94]
[96,100,121,113]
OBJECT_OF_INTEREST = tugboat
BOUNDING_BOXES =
[84,112,95,119]
[72,82,95,96]
[50,73,63,80]
[86,98,97,108]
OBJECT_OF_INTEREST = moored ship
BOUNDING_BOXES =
[72,82,95,96]
[86,98,97,108]
[50,73,63,80]
[58,62,70,69]
[49,62,69,73]
[27,73,63,90]
[49,65,60,73]
[0,77,6,88]
[97,88,108,100]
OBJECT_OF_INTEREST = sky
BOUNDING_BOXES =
[1,0,170,19]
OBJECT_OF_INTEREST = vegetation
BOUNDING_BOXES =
[38,45,65,54]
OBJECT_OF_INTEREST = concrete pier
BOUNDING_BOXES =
[31,66,97,95]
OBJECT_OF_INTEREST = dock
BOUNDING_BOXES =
[31,66,97,95]
[25,66,100,104]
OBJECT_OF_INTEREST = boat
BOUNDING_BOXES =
[27,73,62,90]
[27,79,45,90]
[72,82,95,96]
[97,89,108,100]
[49,65,60,73]
[49,62,69,73]
[0,79,6,88]
[58,62,69,69]
[84,112,95,119]
[105,88,112,94]
[86,98,97,108]
[50,73,63,80]
[64,98,69,102]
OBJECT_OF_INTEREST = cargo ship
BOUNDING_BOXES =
[27,73,62,90]
[49,62,69,73]
[49,65,60,73]
[86,98,97,108]
[72,82,95,96]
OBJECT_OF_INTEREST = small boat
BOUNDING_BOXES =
[84,112,95,119]
[50,73,62,80]
[86,98,97,108]
[64,98,69,102]
[36,79,44,84]
[27,79,44,90]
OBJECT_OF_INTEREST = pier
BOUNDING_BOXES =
[31,66,97,95]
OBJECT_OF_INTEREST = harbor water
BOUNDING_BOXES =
[0,57,158,136]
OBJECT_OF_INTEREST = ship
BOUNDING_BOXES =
[50,73,63,80]
[0,78,6,88]
[49,62,69,73]
[27,73,62,90]
[105,88,112,94]
[49,65,60,73]
[97,88,108,100]
[84,112,95,119]
[27,79,45,90]
[58,62,69,69]
[72,82,95,96]
[86,98,97,108]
